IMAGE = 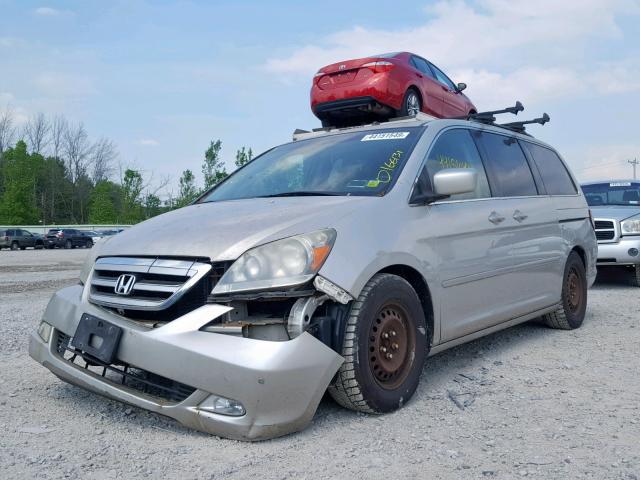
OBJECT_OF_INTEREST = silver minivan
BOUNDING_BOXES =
[29,115,597,440]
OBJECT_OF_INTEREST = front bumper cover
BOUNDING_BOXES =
[29,284,344,441]
[596,236,640,265]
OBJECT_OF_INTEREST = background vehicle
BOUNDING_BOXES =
[311,52,476,127]
[582,180,640,286]
[0,229,44,250]
[99,229,124,236]
[30,110,596,441]
[45,228,93,249]
[83,230,105,244]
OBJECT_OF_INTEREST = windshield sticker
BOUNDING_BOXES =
[346,180,369,188]
[361,132,410,142]
[437,154,471,169]
[366,150,404,187]
[610,182,631,187]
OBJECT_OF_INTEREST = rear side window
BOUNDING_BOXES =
[522,142,577,195]
[7,229,15,236]
[410,56,436,79]
[425,129,491,200]
[429,63,456,90]
[477,132,538,197]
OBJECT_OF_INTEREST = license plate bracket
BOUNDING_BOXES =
[71,314,122,364]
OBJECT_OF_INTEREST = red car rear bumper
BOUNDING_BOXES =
[311,72,404,119]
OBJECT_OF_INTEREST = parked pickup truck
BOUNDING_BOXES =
[582,180,640,286]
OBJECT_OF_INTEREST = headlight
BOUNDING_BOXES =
[621,218,640,235]
[212,229,336,294]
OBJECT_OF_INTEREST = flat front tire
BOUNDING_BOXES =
[542,251,587,330]
[328,273,428,413]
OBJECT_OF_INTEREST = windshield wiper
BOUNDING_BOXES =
[259,191,346,198]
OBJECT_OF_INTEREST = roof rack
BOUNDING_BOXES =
[465,101,550,135]
[500,113,550,134]
[292,112,435,141]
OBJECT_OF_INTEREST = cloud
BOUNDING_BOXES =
[264,0,640,108]
[34,7,61,16]
[136,139,160,147]
[565,143,640,182]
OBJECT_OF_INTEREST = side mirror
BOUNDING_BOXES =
[456,82,467,92]
[433,168,477,196]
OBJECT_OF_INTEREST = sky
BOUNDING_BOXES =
[1,0,639,196]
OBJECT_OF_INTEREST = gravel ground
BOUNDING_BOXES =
[1,249,639,480]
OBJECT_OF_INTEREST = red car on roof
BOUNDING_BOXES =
[311,51,476,127]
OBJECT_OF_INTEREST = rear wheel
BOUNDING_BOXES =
[542,251,587,330]
[328,273,427,413]
[399,89,422,117]
[11,241,19,251]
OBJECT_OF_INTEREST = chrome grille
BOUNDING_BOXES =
[89,257,212,311]
[593,218,618,244]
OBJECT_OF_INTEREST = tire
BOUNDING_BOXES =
[542,251,587,330]
[328,273,428,413]
[11,241,19,251]
[64,239,72,249]
[399,89,422,117]
[630,265,640,287]
[20,246,26,250]
[86,240,93,248]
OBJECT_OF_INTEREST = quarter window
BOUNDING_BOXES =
[477,132,538,197]
[425,129,491,200]
[522,142,577,195]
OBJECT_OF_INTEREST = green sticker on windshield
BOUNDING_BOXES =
[367,180,380,187]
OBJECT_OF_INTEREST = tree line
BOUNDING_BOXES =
[0,108,252,226]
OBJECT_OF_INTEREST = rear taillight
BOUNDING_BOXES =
[57,232,64,238]
[361,61,395,73]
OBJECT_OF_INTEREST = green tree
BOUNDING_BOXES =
[202,140,227,189]
[89,181,119,223]
[143,193,162,218]
[0,141,43,224]
[234,146,253,168]
[121,169,144,223]
[177,169,198,207]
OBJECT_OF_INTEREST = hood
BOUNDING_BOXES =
[589,205,640,221]
[98,196,371,261]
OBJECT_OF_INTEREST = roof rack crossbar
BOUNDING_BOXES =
[462,101,524,123]
[500,113,550,133]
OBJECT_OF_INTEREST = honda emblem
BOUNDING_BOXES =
[114,274,136,295]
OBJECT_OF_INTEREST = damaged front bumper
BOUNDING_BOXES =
[29,284,344,441]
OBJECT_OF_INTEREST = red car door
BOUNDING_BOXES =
[428,62,467,117]
[408,56,444,117]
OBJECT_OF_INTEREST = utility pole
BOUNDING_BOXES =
[630,158,639,180]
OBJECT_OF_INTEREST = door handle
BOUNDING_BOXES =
[488,211,505,224]
[513,210,528,222]
[416,72,423,78]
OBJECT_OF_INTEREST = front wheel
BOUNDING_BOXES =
[542,251,587,329]
[328,273,428,413]
[399,89,422,117]
[86,240,93,248]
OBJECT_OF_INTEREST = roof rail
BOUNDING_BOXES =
[464,101,550,135]
[292,112,436,141]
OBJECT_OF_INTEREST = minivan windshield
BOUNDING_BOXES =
[582,182,640,206]
[199,127,424,203]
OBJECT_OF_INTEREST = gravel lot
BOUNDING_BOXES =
[1,249,639,479]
